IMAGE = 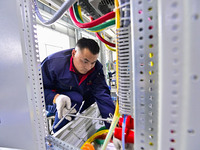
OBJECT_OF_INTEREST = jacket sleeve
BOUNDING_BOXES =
[41,58,57,105]
[92,69,115,128]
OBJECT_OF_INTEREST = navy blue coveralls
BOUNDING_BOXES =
[41,49,115,132]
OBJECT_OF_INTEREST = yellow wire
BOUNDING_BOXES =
[115,0,120,93]
[102,34,116,52]
[77,5,108,33]
[101,99,120,150]
[86,28,106,33]
[78,7,115,46]
[77,5,83,21]
[104,43,116,52]
[80,129,109,149]
[101,1,120,150]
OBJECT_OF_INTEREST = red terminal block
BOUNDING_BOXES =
[118,115,134,129]
[114,127,134,143]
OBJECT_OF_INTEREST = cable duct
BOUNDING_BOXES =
[117,0,133,116]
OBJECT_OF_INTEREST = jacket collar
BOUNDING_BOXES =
[69,56,95,85]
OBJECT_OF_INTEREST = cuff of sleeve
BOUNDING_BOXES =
[104,122,111,129]
[53,94,60,103]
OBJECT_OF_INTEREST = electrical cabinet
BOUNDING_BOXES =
[0,0,200,150]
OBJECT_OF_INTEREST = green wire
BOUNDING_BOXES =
[73,3,115,32]
[73,3,84,23]
[88,19,115,32]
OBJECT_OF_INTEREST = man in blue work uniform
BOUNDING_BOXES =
[41,38,115,133]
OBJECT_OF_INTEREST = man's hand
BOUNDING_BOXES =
[62,107,77,120]
[56,94,71,119]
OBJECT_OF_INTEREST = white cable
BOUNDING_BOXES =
[33,0,77,25]
[65,114,113,122]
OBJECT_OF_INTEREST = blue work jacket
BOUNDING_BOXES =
[41,48,115,124]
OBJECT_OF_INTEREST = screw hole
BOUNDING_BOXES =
[170,130,176,134]
[139,36,143,40]
[138,10,143,14]
[188,129,195,134]
[170,120,176,124]
[149,70,154,75]
[149,96,153,100]
[139,28,143,32]
[172,36,178,42]
[149,61,154,67]
[149,44,154,48]
[191,75,198,81]
[172,47,178,53]
[172,100,177,105]
[172,13,178,19]
[149,25,153,30]
[140,87,144,91]
[149,87,153,92]
[171,2,178,8]
[139,18,143,23]
[172,80,178,85]
[148,7,153,11]
[149,35,153,39]
[172,90,178,95]
[170,139,175,143]
[149,53,154,58]
[172,24,178,31]
[193,14,199,20]
[149,127,154,131]
[149,142,154,146]
[148,16,153,21]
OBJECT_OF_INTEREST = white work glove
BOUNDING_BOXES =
[62,107,77,121]
[56,94,71,119]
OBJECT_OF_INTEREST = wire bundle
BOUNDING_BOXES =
[69,5,115,28]
[69,2,116,49]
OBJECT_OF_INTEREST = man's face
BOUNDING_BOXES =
[72,47,99,74]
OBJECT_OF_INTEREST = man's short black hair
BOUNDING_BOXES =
[76,38,100,55]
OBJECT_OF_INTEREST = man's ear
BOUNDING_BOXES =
[72,49,76,58]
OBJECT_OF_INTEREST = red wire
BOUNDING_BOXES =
[88,16,116,47]
[95,32,116,47]
[69,6,115,28]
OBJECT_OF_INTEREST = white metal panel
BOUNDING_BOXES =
[158,0,200,150]
[131,0,159,149]
[0,0,47,149]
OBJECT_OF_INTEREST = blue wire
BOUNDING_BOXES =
[122,115,127,150]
